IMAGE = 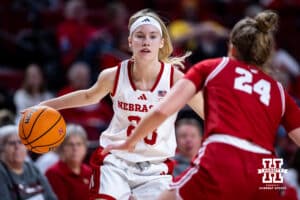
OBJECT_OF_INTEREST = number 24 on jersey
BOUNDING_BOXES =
[234,67,271,106]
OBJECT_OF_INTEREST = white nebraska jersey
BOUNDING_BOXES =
[100,59,177,163]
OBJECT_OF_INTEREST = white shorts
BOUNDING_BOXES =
[89,148,173,200]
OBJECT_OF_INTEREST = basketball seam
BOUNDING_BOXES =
[31,133,65,150]
[23,115,63,145]
[21,120,26,140]
[21,124,36,153]
[23,108,47,140]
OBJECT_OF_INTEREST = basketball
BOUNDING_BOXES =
[18,106,66,154]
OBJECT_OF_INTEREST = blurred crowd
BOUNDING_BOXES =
[0,0,300,199]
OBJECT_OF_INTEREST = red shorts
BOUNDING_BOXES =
[171,142,283,200]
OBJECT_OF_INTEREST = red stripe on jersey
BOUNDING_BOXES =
[204,57,229,87]
[170,66,174,88]
[277,82,285,116]
[127,60,137,91]
[111,64,121,97]
[151,62,164,92]
[171,144,207,188]
[128,61,164,92]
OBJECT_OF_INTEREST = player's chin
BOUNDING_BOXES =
[138,52,155,59]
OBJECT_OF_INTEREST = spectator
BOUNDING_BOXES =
[283,148,300,200]
[270,47,300,97]
[58,62,113,140]
[56,0,98,70]
[0,109,15,126]
[0,125,57,200]
[0,87,16,114]
[173,118,202,177]
[13,63,53,123]
[83,1,130,82]
[45,124,92,200]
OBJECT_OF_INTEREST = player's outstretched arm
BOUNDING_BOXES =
[187,91,205,119]
[288,127,300,146]
[38,67,116,110]
[102,79,197,154]
[172,68,204,119]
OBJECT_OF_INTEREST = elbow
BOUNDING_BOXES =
[84,90,98,104]
[288,127,300,147]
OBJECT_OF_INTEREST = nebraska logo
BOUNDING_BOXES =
[258,158,288,183]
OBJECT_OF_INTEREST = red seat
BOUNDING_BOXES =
[0,68,24,92]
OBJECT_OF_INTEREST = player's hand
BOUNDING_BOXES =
[101,141,136,155]
[20,107,32,114]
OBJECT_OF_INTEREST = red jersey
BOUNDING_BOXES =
[45,160,92,200]
[185,57,300,151]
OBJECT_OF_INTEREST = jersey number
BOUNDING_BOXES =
[126,116,158,145]
[234,67,271,106]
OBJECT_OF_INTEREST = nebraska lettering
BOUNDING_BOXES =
[118,101,153,112]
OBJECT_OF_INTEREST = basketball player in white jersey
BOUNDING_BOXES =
[38,9,204,200]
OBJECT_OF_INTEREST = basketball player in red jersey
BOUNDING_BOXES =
[104,10,300,200]
[37,9,203,200]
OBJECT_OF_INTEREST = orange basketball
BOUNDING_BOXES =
[18,106,66,154]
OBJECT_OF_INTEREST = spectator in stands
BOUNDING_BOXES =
[57,0,98,70]
[13,63,53,123]
[0,125,57,200]
[45,124,91,200]
[58,62,113,141]
[0,87,16,114]
[0,109,15,126]
[168,0,229,67]
[83,1,130,82]
[173,118,202,177]
[283,148,300,200]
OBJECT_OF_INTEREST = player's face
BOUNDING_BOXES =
[129,24,164,62]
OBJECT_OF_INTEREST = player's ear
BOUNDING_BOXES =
[160,38,164,49]
[228,43,237,57]
[128,37,132,48]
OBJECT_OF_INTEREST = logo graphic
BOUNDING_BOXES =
[158,90,167,97]
[142,18,150,23]
[58,128,64,135]
[138,94,147,100]
[258,158,288,184]
[24,107,38,123]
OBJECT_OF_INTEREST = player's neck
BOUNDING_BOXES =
[131,59,161,82]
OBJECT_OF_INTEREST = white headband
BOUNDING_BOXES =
[129,16,162,36]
